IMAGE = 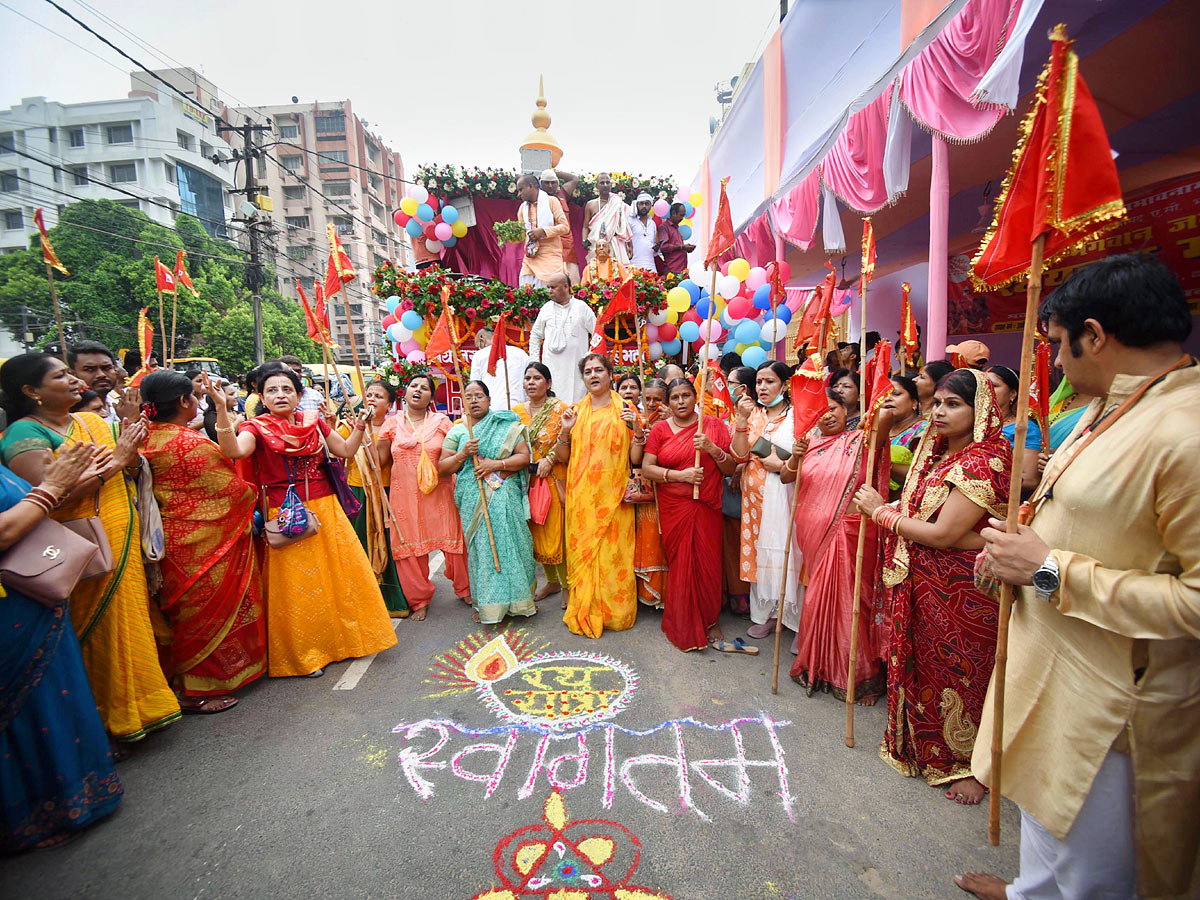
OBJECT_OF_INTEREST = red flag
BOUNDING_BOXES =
[174,251,199,298]
[793,263,836,352]
[767,259,786,310]
[486,312,509,377]
[791,356,828,440]
[298,280,331,346]
[703,177,735,271]
[862,340,893,431]
[861,217,876,285]
[324,223,356,298]
[971,25,1126,289]
[154,256,176,293]
[127,306,154,387]
[314,282,327,332]
[1030,339,1051,438]
[423,290,456,359]
[34,208,68,275]
[899,282,919,367]
[590,278,636,355]
[706,360,734,419]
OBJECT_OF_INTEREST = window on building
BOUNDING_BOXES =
[116,199,139,210]
[257,156,266,178]
[68,127,84,148]
[278,124,299,139]
[314,114,345,135]
[286,215,309,230]
[177,130,194,151]
[287,245,311,259]
[0,133,13,154]
[323,181,351,197]
[318,149,348,165]
[366,144,380,164]
[331,216,353,235]
[373,254,388,269]
[283,185,306,200]
[71,166,89,186]
[52,166,61,184]
[3,210,22,230]
[280,155,303,172]
[46,127,56,143]
[297,275,315,291]
[372,228,387,245]
[165,162,176,184]
[369,175,383,193]
[370,201,385,221]
[0,171,17,193]
[108,162,137,183]
[106,123,133,144]
[176,162,226,238]
[200,142,212,159]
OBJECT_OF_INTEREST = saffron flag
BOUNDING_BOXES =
[861,340,893,431]
[793,263,837,352]
[791,356,828,440]
[423,288,456,359]
[590,278,636,355]
[127,306,155,387]
[298,280,332,346]
[174,251,199,298]
[971,25,1126,289]
[861,217,876,285]
[486,312,509,377]
[1030,339,1052,439]
[767,258,786,310]
[34,208,68,275]
[707,361,734,418]
[154,256,176,294]
[704,177,735,271]
[324,223,356,298]
[899,282,919,367]
[314,282,328,333]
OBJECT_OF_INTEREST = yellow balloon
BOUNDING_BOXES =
[689,191,703,208]
[734,342,749,354]
[727,258,751,282]
[666,308,680,324]
[413,323,430,344]
[681,218,692,228]
[400,197,418,216]
[451,220,468,238]
[666,286,691,312]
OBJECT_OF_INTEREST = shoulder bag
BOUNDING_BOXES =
[0,515,100,608]
[264,459,321,548]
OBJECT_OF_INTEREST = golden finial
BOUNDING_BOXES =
[521,74,563,166]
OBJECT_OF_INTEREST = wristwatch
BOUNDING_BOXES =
[1032,553,1060,602]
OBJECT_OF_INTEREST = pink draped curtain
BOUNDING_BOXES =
[821,87,894,213]
[772,167,821,250]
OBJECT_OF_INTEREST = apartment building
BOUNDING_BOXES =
[0,75,236,251]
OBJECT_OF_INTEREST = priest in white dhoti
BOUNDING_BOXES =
[582,172,631,266]
[528,273,597,404]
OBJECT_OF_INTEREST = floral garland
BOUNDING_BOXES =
[413,164,677,206]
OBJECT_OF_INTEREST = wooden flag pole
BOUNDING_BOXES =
[169,291,179,366]
[157,290,167,369]
[770,481,803,694]
[693,266,720,499]
[988,231,1046,845]
[45,263,67,363]
[845,417,881,747]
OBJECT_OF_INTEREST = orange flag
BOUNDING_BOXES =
[34,208,68,275]
[423,290,456,359]
[791,356,828,440]
[174,251,199,298]
[1030,339,1052,439]
[127,306,155,387]
[703,177,735,271]
[324,223,356,298]
[314,282,328,332]
[705,360,734,419]
[971,25,1126,289]
[861,340,893,430]
[486,312,509,377]
[794,263,836,352]
[590,278,636,355]
[154,256,177,294]
[861,217,876,285]
[899,282,919,367]
[298,280,331,346]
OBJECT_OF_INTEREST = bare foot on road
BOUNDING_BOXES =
[535,582,561,602]
[411,608,427,621]
[945,776,987,805]
[954,872,1008,899]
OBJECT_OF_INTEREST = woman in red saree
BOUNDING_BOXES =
[854,368,1010,805]
[140,371,266,710]
[640,378,744,653]
[781,391,890,702]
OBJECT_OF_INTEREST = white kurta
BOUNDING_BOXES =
[749,407,804,630]
[468,345,530,411]
[528,298,597,404]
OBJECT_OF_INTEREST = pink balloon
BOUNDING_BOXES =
[645,323,659,342]
[727,297,753,319]
[400,338,419,353]
[434,222,453,241]
[675,190,689,204]
[719,261,730,276]
[745,267,767,291]
[657,322,677,341]
[652,199,669,217]
[405,350,426,364]
[698,320,723,342]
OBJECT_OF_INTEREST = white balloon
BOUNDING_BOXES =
[720,307,736,329]
[647,341,664,361]
[395,326,413,343]
[697,342,720,363]
[717,274,742,299]
[647,308,669,326]
[425,239,443,253]
[759,319,788,344]
[409,184,429,204]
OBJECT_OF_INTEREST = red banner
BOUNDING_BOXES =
[949,172,1200,335]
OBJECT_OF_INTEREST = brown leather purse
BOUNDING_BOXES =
[0,516,101,607]
[59,491,115,582]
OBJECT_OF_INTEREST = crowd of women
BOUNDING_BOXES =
[0,334,1074,851]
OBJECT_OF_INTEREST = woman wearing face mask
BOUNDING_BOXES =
[633,378,669,610]
[440,381,536,625]
[732,361,803,642]
[780,391,891,703]
[375,374,471,621]
[985,365,1042,495]
[513,362,568,607]
[854,369,1011,805]
[554,353,638,638]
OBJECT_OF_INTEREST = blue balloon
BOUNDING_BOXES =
[679,279,701,301]
[753,283,773,310]
[385,295,401,314]
[386,323,405,343]
[735,319,761,343]
[443,235,457,247]
[679,224,693,241]
[695,296,718,319]
[440,205,459,224]
[722,337,739,354]
[405,219,423,237]
[770,305,792,323]
[661,338,682,356]
[416,203,435,222]
[400,309,424,331]
[679,321,701,342]
[682,201,695,218]
[741,345,767,367]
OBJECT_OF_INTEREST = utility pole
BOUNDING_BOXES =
[19,305,32,352]
[218,116,273,364]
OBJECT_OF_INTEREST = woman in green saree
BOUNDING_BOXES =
[439,381,537,625]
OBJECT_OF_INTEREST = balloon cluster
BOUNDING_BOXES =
[394,184,469,255]
[642,257,796,367]
[380,295,432,366]
[644,189,704,244]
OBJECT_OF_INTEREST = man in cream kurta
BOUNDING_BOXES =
[516,174,570,288]
[958,254,1200,900]
[528,273,596,404]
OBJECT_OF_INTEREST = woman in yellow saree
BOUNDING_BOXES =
[554,353,638,638]
[0,353,180,743]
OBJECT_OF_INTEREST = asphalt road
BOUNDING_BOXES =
[2,562,1020,900]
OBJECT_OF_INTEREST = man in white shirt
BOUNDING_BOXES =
[468,327,529,410]
[528,273,597,403]
[628,193,658,270]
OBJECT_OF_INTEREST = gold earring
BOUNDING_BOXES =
[35,396,43,406]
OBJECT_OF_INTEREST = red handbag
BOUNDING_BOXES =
[528,475,552,525]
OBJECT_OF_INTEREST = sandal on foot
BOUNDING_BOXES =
[180,696,238,714]
[305,668,325,678]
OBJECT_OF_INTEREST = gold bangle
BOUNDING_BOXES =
[215,424,235,435]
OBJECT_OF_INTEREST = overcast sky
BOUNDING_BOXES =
[1,0,782,188]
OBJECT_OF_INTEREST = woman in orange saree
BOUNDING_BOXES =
[140,372,266,711]
[633,379,668,609]
[555,353,637,638]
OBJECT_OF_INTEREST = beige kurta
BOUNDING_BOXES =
[971,363,1200,898]
[518,193,569,283]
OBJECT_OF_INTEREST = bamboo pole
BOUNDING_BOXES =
[988,232,1047,845]
[157,289,167,369]
[693,266,719,499]
[45,263,67,363]
[844,417,881,747]
[169,291,179,366]
[770,476,803,694]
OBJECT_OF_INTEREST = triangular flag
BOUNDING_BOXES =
[486,312,508,377]
[34,208,68,275]
[154,256,176,294]
[703,177,735,271]
[298,280,332,346]
[590,278,637,355]
[861,340,893,431]
[794,263,836,352]
[899,282,919,367]
[423,289,456,359]
[791,356,828,440]
[314,281,328,332]
[127,306,155,387]
[174,251,199,298]
[971,25,1126,289]
[861,217,876,285]
[324,223,356,298]
[706,360,733,419]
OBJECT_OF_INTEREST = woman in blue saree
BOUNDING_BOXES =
[1,444,123,852]
[440,381,537,625]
